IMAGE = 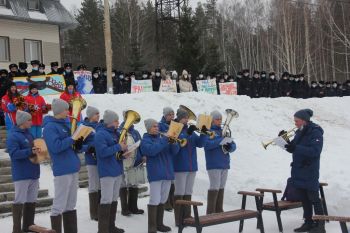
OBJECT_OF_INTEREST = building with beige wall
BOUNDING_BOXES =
[0,0,76,71]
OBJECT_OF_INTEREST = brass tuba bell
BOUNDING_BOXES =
[70,96,87,135]
[116,110,141,159]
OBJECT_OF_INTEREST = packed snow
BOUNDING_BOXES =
[1,92,350,232]
[0,6,14,16]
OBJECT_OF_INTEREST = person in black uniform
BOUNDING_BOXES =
[317,81,326,98]
[8,64,19,79]
[267,72,280,98]
[239,69,252,96]
[113,71,124,94]
[18,63,28,77]
[299,74,310,99]
[38,64,46,75]
[28,60,41,77]
[48,62,60,75]
[279,72,292,97]
[63,63,75,85]
[259,71,269,97]
[153,68,162,92]
[341,80,350,96]
[309,81,319,98]
[92,67,105,94]
[251,71,261,98]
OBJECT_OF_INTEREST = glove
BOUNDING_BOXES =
[73,137,84,151]
[222,143,231,152]
[285,143,296,153]
[278,130,287,137]
[201,125,208,134]
[87,146,96,155]
[187,125,197,135]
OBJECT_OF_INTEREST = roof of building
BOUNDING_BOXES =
[0,0,77,28]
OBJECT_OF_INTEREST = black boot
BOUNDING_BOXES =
[119,187,131,216]
[157,204,171,232]
[294,221,315,232]
[12,203,23,233]
[89,192,99,221]
[164,184,175,212]
[50,215,62,233]
[216,189,224,213]
[63,210,77,233]
[148,205,157,233]
[309,221,326,233]
[22,202,36,232]
[206,190,219,215]
[98,204,110,233]
[183,195,193,218]
[173,195,183,226]
[128,187,144,214]
[110,201,124,233]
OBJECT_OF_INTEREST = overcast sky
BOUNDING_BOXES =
[61,0,209,12]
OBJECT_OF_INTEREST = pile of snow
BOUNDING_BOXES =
[1,93,350,232]
[0,6,14,16]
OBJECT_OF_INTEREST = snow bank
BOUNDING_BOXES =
[1,93,349,232]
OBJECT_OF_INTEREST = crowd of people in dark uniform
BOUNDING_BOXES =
[2,61,350,100]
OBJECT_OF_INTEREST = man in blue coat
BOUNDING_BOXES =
[82,106,101,221]
[141,118,180,233]
[7,110,40,233]
[284,109,325,233]
[158,106,175,211]
[43,99,84,233]
[95,110,127,233]
[173,108,207,226]
[204,110,236,214]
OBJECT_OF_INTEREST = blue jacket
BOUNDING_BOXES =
[204,125,237,170]
[82,119,102,165]
[118,122,143,167]
[290,122,324,191]
[173,125,207,172]
[141,133,180,182]
[94,125,124,178]
[43,116,80,176]
[158,116,170,133]
[6,126,40,181]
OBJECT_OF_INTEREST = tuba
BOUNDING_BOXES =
[222,109,239,154]
[116,110,141,160]
[70,96,87,135]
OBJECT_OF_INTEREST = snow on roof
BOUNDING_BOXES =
[28,10,48,21]
[0,0,77,28]
[0,6,14,16]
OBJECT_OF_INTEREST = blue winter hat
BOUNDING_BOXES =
[294,109,313,122]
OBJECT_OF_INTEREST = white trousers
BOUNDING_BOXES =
[87,165,100,193]
[100,176,123,204]
[14,179,39,204]
[149,180,171,205]
[51,173,78,216]
[174,172,196,196]
[208,169,228,190]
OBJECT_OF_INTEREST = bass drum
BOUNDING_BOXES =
[124,165,148,186]
[123,132,136,169]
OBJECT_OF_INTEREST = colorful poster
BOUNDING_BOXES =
[219,82,237,95]
[74,71,94,94]
[14,75,66,96]
[196,79,218,95]
[131,79,153,93]
[159,79,177,92]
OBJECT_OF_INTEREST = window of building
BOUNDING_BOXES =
[0,36,10,62]
[28,0,39,11]
[24,39,42,63]
[0,0,6,6]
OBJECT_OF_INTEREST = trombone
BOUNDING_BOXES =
[160,133,187,147]
[262,127,297,150]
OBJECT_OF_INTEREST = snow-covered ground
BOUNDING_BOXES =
[1,93,350,232]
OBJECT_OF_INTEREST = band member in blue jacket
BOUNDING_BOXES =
[43,99,84,233]
[173,108,207,226]
[204,110,236,214]
[119,113,145,216]
[141,119,180,233]
[7,110,40,233]
[82,106,101,221]
[95,110,127,233]
[158,107,175,211]
[158,107,174,133]
[283,109,325,233]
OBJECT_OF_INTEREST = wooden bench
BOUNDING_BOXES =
[28,225,56,233]
[313,215,350,233]
[256,182,328,232]
[176,191,265,233]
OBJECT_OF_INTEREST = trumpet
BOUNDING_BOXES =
[160,133,187,147]
[262,127,297,149]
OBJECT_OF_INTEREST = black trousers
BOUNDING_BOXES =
[297,188,324,222]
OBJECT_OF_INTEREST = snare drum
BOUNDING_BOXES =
[124,165,148,186]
